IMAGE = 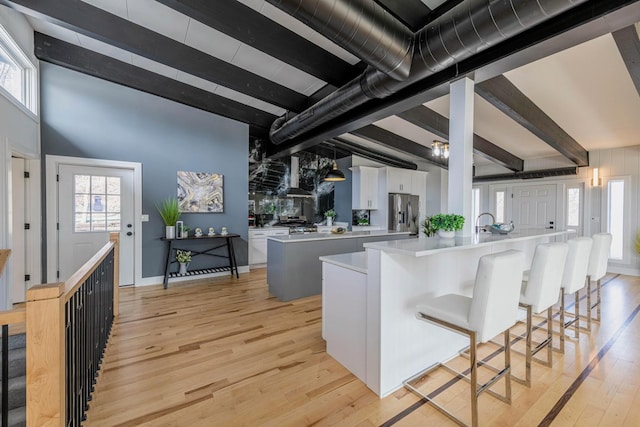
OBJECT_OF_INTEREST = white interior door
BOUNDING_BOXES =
[512,184,557,230]
[58,165,134,285]
[11,157,25,304]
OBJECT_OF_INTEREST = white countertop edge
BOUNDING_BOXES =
[267,230,411,243]
[363,229,575,257]
[249,226,291,231]
[320,252,367,274]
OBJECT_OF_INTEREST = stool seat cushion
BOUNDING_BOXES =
[417,294,472,330]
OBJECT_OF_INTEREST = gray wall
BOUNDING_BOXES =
[40,63,249,279]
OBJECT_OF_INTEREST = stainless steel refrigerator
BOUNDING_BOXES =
[388,193,420,234]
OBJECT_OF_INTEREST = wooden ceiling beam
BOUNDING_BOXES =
[350,125,447,168]
[155,0,362,88]
[376,0,431,32]
[612,25,640,97]
[476,75,589,166]
[2,0,307,111]
[331,138,418,170]
[35,33,277,130]
[397,105,524,171]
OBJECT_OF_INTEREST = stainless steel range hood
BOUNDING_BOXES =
[286,156,313,197]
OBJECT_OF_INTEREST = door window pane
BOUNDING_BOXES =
[607,180,624,260]
[74,174,121,232]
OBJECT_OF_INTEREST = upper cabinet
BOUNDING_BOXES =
[386,167,414,193]
[351,166,379,209]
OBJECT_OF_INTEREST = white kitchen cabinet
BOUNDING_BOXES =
[351,166,379,209]
[386,167,413,193]
[249,228,289,265]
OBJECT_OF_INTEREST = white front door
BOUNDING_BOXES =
[512,184,557,230]
[57,165,135,285]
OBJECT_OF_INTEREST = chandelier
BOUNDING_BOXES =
[431,140,449,160]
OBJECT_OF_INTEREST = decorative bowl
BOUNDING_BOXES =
[331,227,347,234]
[489,223,515,235]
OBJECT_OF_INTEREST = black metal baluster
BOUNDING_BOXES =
[2,324,9,427]
[61,247,117,425]
[65,300,71,427]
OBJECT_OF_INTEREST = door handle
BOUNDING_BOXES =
[127,224,133,228]
[127,231,133,236]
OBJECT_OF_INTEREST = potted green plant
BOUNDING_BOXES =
[176,249,192,275]
[324,209,336,226]
[156,198,181,239]
[429,213,465,238]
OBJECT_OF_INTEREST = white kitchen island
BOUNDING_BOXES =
[320,228,574,397]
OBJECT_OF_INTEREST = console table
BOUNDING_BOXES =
[162,234,240,289]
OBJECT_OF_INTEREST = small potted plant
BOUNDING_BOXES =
[156,198,181,239]
[324,209,336,226]
[429,213,465,238]
[176,249,192,275]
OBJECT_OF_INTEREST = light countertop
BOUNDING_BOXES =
[363,228,574,257]
[319,252,367,274]
[267,230,411,243]
[249,226,290,231]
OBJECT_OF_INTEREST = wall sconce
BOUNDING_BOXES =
[592,167,601,187]
[431,140,449,160]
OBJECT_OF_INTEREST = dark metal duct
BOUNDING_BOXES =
[269,0,586,145]
[265,0,414,80]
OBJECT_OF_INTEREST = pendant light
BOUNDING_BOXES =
[431,140,449,160]
[324,144,346,182]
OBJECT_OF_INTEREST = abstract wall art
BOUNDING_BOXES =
[177,171,224,213]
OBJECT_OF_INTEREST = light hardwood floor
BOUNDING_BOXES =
[85,269,640,426]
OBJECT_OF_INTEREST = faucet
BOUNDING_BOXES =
[475,212,495,233]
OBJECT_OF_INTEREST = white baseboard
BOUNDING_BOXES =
[607,265,640,277]
[136,265,250,287]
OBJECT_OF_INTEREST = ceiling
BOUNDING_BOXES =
[4,0,640,176]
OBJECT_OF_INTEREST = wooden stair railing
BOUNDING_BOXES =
[26,233,119,426]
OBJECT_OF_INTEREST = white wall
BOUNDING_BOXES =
[471,146,640,276]
[0,6,40,309]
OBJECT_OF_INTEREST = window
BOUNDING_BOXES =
[495,190,505,223]
[607,179,625,260]
[74,174,121,232]
[0,25,36,113]
[566,187,580,227]
[471,187,480,226]
[565,183,584,235]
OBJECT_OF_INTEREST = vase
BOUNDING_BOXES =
[166,225,175,239]
[437,229,455,239]
[179,262,189,275]
[326,217,333,226]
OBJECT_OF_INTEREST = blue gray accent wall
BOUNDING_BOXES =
[40,63,249,279]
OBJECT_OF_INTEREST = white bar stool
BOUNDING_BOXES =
[515,242,568,387]
[557,237,593,352]
[404,250,524,427]
[586,233,612,328]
